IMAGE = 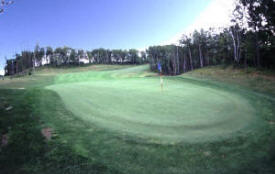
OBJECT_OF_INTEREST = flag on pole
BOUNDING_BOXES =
[158,62,164,91]
[157,62,162,73]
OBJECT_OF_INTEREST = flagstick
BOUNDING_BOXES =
[158,62,163,92]
[160,72,163,92]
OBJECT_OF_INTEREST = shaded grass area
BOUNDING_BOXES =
[0,89,118,174]
[0,65,134,173]
[0,64,275,173]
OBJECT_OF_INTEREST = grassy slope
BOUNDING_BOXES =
[184,65,275,96]
[0,65,275,174]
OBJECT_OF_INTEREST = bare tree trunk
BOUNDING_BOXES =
[11,60,14,75]
[206,51,209,66]
[183,54,187,73]
[237,31,241,63]
[244,54,247,68]
[15,61,18,74]
[255,32,260,67]
[231,32,238,62]
[199,44,204,68]
[176,46,180,74]
[33,53,36,72]
[173,57,176,75]
[188,47,193,70]
[230,28,241,64]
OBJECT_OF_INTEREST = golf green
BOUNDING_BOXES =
[46,66,262,143]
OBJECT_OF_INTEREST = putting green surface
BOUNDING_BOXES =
[47,65,262,143]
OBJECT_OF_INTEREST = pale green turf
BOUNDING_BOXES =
[46,65,263,144]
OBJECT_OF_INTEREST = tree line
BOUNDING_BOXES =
[4,0,275,76]
[148,0,275,75]
[147,29,233,75]
[4,46,147,76]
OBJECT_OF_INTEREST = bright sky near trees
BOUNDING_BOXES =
[161,0,235,45]
[0,0,235,74]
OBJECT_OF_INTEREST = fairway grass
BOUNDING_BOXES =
[1,65,275,173]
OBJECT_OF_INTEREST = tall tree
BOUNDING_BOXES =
[193,30,207,68]
[180,35,193,70]
[69,48,77,64]
[230,1,247,65]
[239,0,275,67]
[77,49,85,65]
[128,49,139,64]
[46,46,53,65]
[140,51,147,63]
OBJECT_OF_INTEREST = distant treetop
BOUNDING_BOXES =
[0,0,14,14]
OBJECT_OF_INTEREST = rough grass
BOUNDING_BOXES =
[185,65,275,96]
[0,64,275,174]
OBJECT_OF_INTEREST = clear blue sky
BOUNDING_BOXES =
[0,0,211,71]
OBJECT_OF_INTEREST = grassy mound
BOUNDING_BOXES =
[47,65,263,143]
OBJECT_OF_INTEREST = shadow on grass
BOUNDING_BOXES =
[0,89,119,174]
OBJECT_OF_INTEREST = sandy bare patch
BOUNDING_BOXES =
[269,121,275,125]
